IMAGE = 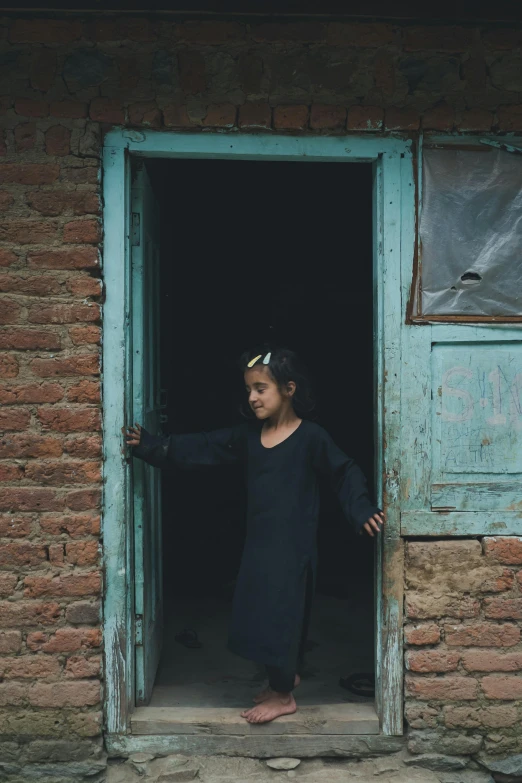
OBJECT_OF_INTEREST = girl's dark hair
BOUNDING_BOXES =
[239,346,315,417]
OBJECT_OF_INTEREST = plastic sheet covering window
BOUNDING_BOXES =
[419,147,522,316]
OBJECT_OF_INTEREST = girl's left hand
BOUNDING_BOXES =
[363,512,385,537]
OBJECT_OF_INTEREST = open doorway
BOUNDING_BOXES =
[134,156,377,729]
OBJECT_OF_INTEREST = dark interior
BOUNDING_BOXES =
[147,157,376,702]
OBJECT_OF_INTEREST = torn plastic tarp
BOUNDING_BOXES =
[419,147,522,316]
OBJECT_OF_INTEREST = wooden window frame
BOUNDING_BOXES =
[101,130,413,753]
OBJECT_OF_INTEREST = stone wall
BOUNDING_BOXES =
[0,12,522,780]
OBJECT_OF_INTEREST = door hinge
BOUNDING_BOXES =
[135,614,143,646]
[131,213,141,246]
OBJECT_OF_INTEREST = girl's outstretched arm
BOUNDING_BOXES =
[124,422,244,470]
[313,427,385,536]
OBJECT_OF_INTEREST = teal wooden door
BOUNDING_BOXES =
[131,160,163,705]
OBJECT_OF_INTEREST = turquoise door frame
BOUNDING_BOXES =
[102,130,414,750]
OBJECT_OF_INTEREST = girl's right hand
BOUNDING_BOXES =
[125,423,142,447]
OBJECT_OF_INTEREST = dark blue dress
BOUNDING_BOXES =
[133,419,380,669]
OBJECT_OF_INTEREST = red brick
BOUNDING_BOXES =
[14,122,37,153]
[0,220,58,244]
[0,514,34,537]
[0,656,60,679]
[0,464,23,482]
[0,573,17,597]
[28,680,100,708]
[89,98,125,125]
[0,132,6,157]
[462,650,522,673]
[0,632,21,654]
[49,101,88,120]
[65,655,101,679]
[385,107,420,130]
[30,49,57,93]
[406,650,460,673]
[66,489,101,511]
[0,435,62,459]
[484,598,522,620]
[423,103,456,131]
[238,102,272,130]
[482,675,522,700]
[0,193,14,212]
[28,191,99,217]
[26,460,100,486]
[65,277,101,297]
[163,105,193,128]
[64,436,101,459]
[0,600,61,626]
[446,622,520,648]
[69,710,102,737]
[0,165,59,186]
[403,25,475,51]
[273,105,309,130]
[128,102,161,128]
[0,542,46,567]
[66,379,101,403]
[251,21,324,42]
[9,19,83,43]
[28,248,98,270]
[31,355,99,378]
[406,674,478,701]
[310,104,346,130]
[326,22,394,47]
[40,513,99,538]
[44,126,71,157]
[0,300,21,325]
[68,327,101,347]
[444,705,518,729]
[37,407,100,431]
[174,20,243,43]
[203,103,237,128]
[406,594,480,620]
[374,51,395,95]
[61,167,99,185]
[26,631,47,651]
[462,55,486,91]
[0,488,64,512]
[484,537,522,565]
[0,250,17,268]
[38,628,101,653]
[66,541,99,566]
[0,382,64,404]
[0,273,62,296]
[63,220,100,245]
[14,99,49,119]
[0,329,60,351]
[0,354,19,378]
[49,543,64,566]
[24,571,101,598]
[65,601,100,624]
[0,408,31,430]
[28,303,100,325]
[0,682,27,706]
[405,624,441,646]
[482,28,522,49]
[457,108,494,132]
[178,52,206,94]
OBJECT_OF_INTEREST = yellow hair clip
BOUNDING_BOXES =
[247,354,263,368]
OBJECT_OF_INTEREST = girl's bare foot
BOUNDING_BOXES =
[253,674,300,703]
[241,692,297,724]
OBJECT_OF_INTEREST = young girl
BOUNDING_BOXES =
[126,347,384,725]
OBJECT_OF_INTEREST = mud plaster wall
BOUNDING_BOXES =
[0,13,522,779]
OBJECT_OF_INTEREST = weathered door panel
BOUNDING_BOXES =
[131,160,163,706]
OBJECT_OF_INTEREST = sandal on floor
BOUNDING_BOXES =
[175,628,202,649]
[339,672,375,697]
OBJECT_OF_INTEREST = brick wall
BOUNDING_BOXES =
[0,12,521,778]
[405,539,522,760]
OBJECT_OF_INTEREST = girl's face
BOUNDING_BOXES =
[244,366,294,420]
